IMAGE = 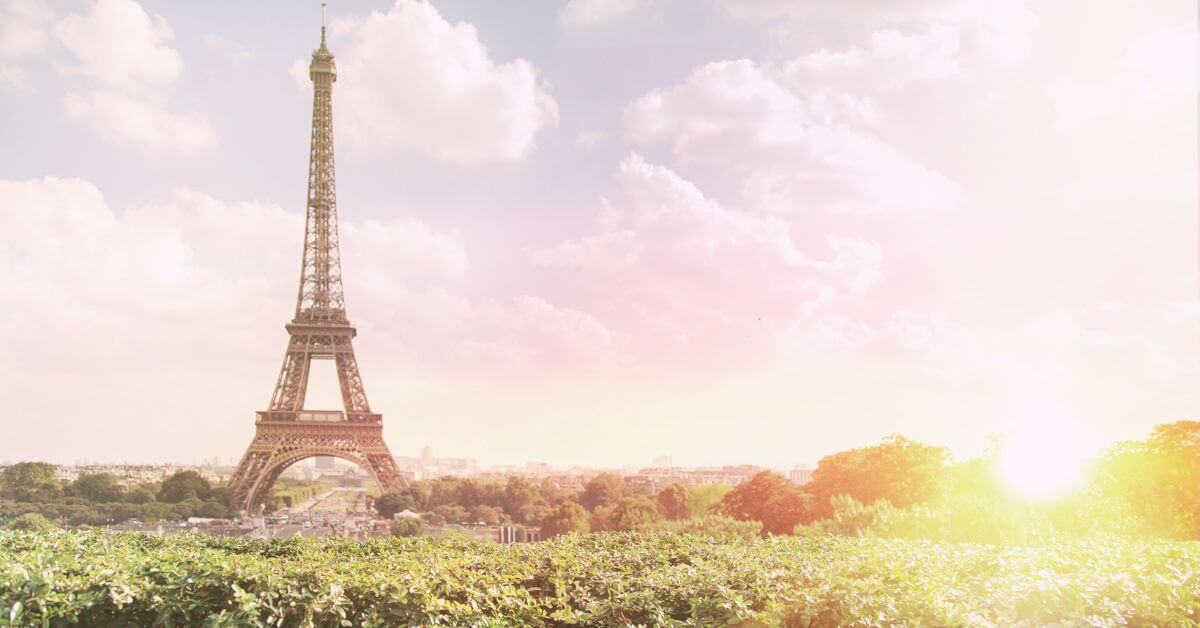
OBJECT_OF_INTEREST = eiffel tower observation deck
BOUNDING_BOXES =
[227,4,407,511]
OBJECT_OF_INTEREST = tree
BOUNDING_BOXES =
[580,473,626,510]
[69,473,123,502]
[196,500,230,519]
[720,471,812,535]
[375,492,416,519]
[595,496,662,531]
[503,476,543,522]
[157,471,211,504]
[427,477,462,509]
[807,436,950,518]
[1,462,56,490]
[124,486,156,505]
[457,478,503,510]
[656,483,690,520]
[6,512,56,532]
[433,504,467,524]
[687,484,731,518]
[1,462,60,501]
[1097,421,1200,538]
[391,517,427,537]
[469,504,504,525]
[540,501,591,537]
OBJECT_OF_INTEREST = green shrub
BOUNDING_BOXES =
[390,517,427,538]
[0,530,1196,625]
[5,513,55,532]
[639,515,763,539]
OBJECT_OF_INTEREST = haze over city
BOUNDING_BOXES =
[0,0,1196,471]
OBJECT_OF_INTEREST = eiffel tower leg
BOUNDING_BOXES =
[228,423,406,512]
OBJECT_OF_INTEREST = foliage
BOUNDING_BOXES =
[807,435,950,518]
[540,501,591,537]
[1095,420,1199,539]
[390,517,427,538]
[579,473,626,511]
[593,496,662,532]
[469,505,505,525]
[4,513,55,532]
[157,471,212,504]
[686,483,731,518]
[67,474,123,503]
[655,483,689,520]
[123,486,156,505]
[720,471,811,535]
[640,515,763,539]
[374,492,415,519]
[0,530,1196,626]
[0,463,61,502]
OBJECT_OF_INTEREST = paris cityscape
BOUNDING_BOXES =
[0,0,1196,624]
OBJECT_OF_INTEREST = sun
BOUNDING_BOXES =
[994,386,1095,500]
[996,433,1088,500]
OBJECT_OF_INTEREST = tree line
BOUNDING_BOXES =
[0,466,237,529]
[373,420,1197,541]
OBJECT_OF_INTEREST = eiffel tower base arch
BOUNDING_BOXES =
[228,420,406,513]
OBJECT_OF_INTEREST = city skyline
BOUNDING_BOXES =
[0,0,1196,471]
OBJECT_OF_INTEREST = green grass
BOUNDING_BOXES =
[1,530,1197,626]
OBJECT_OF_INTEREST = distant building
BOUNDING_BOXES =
[651,455,673,468]
[497,525,540,544]
[394,449,478,480]
[789,465,815,486]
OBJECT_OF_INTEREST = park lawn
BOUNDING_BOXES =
[1,529,1197,626]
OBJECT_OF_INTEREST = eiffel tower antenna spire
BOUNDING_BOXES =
[228,5,406,512]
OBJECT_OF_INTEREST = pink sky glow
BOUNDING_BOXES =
[0,0,1196,469]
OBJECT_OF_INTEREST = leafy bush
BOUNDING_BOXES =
[640,515,763,539]
[390,517,427,538]
[0,530,1195,625]
[4,513,55,532]
[795,492,1167,544]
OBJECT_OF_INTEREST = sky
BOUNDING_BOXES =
[0,0,1196,469]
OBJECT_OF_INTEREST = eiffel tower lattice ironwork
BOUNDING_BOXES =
[228,9,407,511]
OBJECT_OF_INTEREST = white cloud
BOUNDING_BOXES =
[0,176,614,379]
[534,154,883,360]
[201,33,251,61]
[719,0,1038,69]
[0,0,53,89]
[624,59,961,214]
[54,0,181,92]
[0,0,52,57]
[1121,23,1198,92]
[559,0,646,28]
[716,0,956,21]
[1046,76,1120,130]
[53,0,214,154]
[64,90,216,154]
[305,0,558,164]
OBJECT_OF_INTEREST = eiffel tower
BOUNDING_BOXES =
[228,7,407,512]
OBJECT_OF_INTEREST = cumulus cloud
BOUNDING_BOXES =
[0,176,615,379]
[1046,22,1196,131]
[624,59,961,214]
[719,0,1038,69]
[0,0,53,88]
[559,0,647,28]
[63,90,215,154]
[534,154,883,360]
[303,0,558,164]
[0,178,461,364]
[1121,23,1197,92]
[52,0,214,153]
